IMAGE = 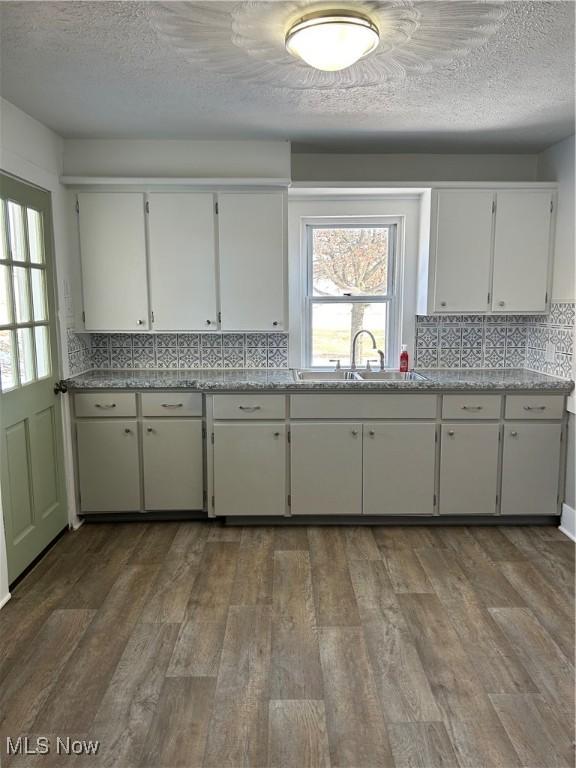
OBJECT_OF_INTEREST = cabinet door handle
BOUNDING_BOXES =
[161,403,183,408]
[273,431,280,437]
[124,428,132,434]
[498,301,505,307]
[461,405,483,410]
[523,405,546,411]
[440,301,447,307]
[146,427,154,433]
[351,430,359,437]
[137,320,144,325]
[448,429,455,436]
[369,430,375,437]
[95,403,116,409]
[238,405,261,412]
[206,320,213,325]
[272,321,279,327]
[510,431,518,437]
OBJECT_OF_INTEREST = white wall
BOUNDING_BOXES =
[537,136,575,302]
[291,152,539,183]
[0,98,80,606]
[63,138,291,179]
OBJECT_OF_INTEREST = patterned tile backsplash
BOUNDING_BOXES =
[415,302,575,380]
[67,332,289,375]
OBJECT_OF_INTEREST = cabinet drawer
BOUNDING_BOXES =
[141,392,203,417]
[290,394,437,420]
[505,395,564,420]
[442,395,501,419]
[75,392,136,417]
[212,394,286,420]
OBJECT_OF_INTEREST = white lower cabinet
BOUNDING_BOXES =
[363,423,437,515]
[501,423,562,516]
[213,423,286,516]
[143,420,203,511]
[439,423,500,515]
[77,420,140,512]
[291,423,363,516]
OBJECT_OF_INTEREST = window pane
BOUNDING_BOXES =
[13,266,31,323]
[0,265,11,325]
[31,268,47,321]
[7,201,27,261]
[27,208,44,264]
[311,302,387,368]
[0,330,17,390]
[17,327,35,384]
[0,202,8,261]
[34,325,50,379]
[312,227,389,297]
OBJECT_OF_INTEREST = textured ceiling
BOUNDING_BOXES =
[0,0,574,151]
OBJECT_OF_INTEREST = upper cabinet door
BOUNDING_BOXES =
[492,191,552,313]
[218,192,285,331]
[78,193,149,331]
[147,193,218,331]
[432,190,494,313]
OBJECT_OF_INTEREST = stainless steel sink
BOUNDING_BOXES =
[294,369,362,382]
[356,370,428,381]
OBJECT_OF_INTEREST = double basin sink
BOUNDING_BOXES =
[294,369,428,383]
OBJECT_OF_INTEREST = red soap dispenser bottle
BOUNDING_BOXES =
[399,344,409,373]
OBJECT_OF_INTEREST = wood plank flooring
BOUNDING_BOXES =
[0,522,573,768]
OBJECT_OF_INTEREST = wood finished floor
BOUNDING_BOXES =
[0,522,574,768]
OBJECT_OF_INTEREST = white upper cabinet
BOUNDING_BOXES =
[491,191,553,313]
[78,193,149,331]
[217,192,285,331]
[147,193,217,330]
[420,187,554,315]
[431,190,493,313]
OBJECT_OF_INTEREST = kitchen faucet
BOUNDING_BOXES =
[350,329,385,371]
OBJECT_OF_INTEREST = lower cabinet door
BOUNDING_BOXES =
[143,419,203,511]
[213,423,286,516]
[77,420,140,512]
[363,423,436,515]
[291,422,362,516]
[439,423,499,515]
[501,423,562,515]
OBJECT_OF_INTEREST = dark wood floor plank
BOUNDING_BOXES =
[374,526,439,549]
[0,609,95,735]
[344,527,381,561]
[349,560,442,723]
[90,622,179,767]
[414,547,483,605]
[388,722,459,768]
[452,552,526,608]
[33,565,160,732]
[268,700,331,768]
[140,677,216,768]
[382,548,435,594]
[203,605,271,768]
[230,528,274,606]
[308,528,360,627]
[273,526,309,551]
[470,527,528,561]
[167,542,239,676]
[319,626,394,768]
[490,693,572,768]
[165,521,209,564]
[129,522,179,564]
[442,709,523,768]
[489,606,575,714]
[270,551,323,700]
[139,558,199,624]
[206,524,242,542]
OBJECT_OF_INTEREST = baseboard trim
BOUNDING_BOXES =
[559,503,576,541]
[224,515,560,526]
[0,592,11,610]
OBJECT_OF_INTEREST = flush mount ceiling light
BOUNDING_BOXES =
[285,10,380,72]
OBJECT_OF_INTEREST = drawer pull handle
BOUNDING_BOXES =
[238,405,261,412]
[523,405,546,411]
[95,403,116,409]
[146,427,154,433]
[161,403,183,408]
[448,429,455,436]
[124,428,132,434]
[461,405,483,410]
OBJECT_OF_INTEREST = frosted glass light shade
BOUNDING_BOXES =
[286,12,380,72]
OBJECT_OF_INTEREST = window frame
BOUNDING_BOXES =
[303,217,400,369]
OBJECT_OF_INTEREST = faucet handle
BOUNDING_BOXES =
[328,359,341,371]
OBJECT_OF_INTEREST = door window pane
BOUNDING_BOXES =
[0,330,17,390]
[31,268,47,321]
[0,202,7,261]
[7,201,27,261]
[34,325,50,379]
[312,227,390,297]
[17,327,35,384]
[0,265,11,325]
[27,208,44,264]
[12,266,31,323]
[311,302,387,367]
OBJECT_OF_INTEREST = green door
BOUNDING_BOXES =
[0,173,67,582]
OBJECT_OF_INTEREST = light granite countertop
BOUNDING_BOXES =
[65,368,574,393]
